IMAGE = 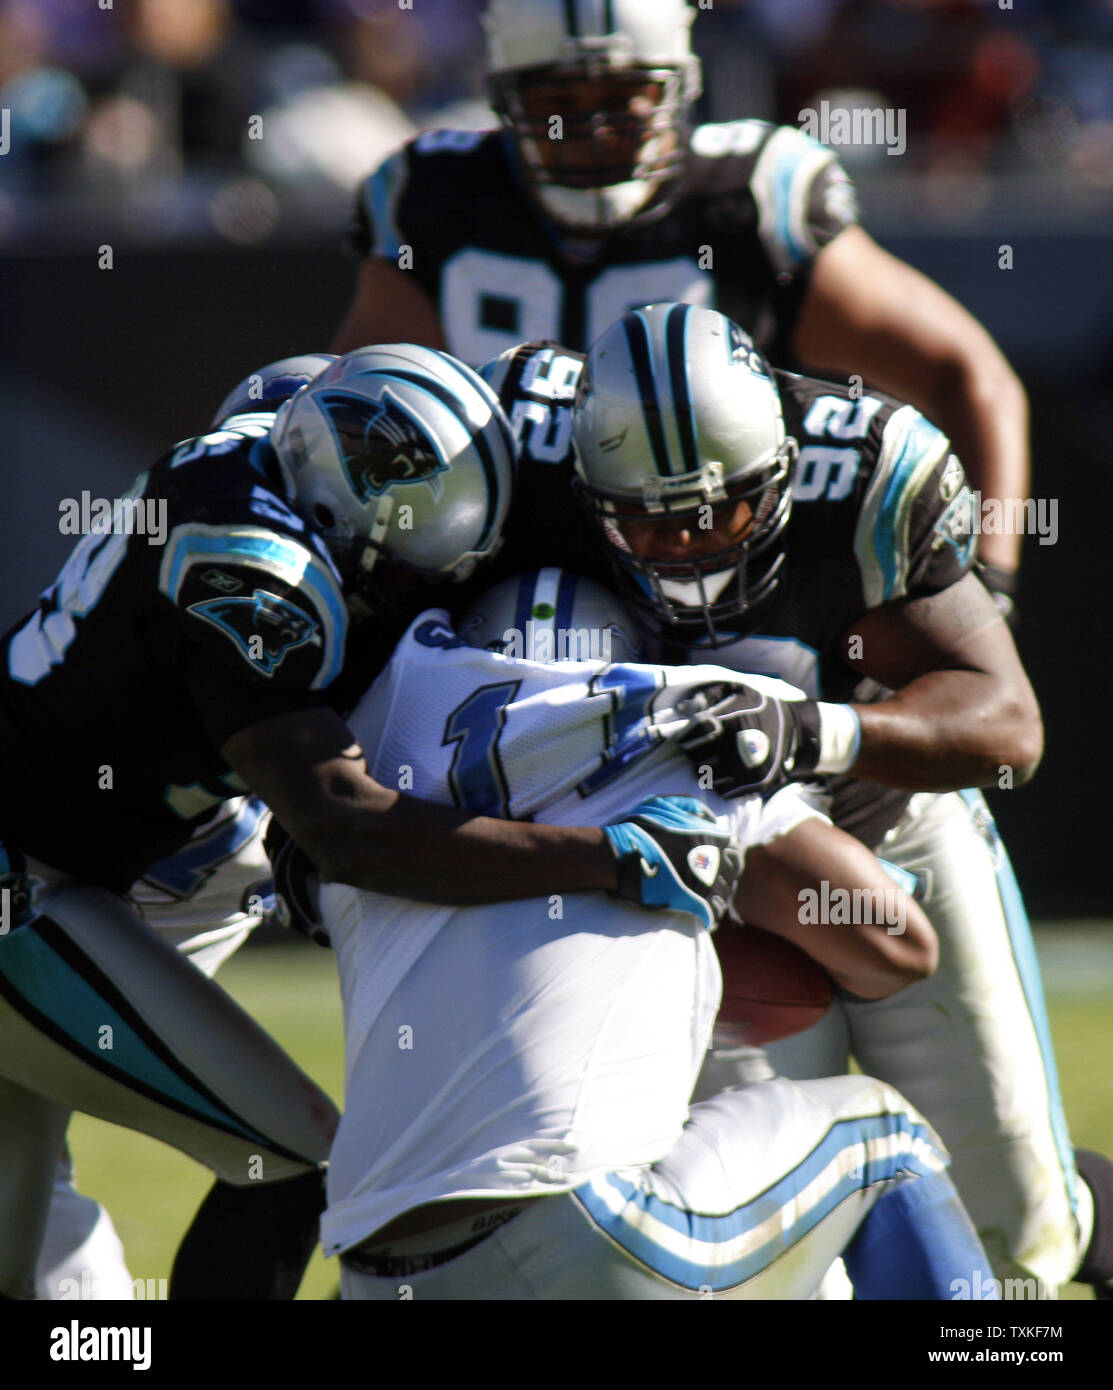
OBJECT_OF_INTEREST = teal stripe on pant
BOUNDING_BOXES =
[0,918,270,1146]
[957,790,1078,1219]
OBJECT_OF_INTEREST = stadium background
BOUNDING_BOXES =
[1,0,1110,1297]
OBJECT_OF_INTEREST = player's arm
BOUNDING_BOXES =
[733,817,937,999]
[682,577,1041,796]
[223,706,615,902]
[330,257,446,356]
[793,225,1028,574]
[840,569,1042,789]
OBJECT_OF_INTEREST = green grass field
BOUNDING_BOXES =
[64,926,1113,1300]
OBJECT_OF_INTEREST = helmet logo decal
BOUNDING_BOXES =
[189,589,321,676]
[317,387,448,503]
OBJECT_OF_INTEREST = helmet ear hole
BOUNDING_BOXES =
[313,503,335,530]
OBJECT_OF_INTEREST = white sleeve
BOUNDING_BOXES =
[753,782,832,845]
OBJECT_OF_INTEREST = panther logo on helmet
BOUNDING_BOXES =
[317,388,449,503]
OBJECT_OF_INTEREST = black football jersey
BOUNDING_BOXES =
[0,419,351,890]
[350,120,858,365]
[463,342,977,847]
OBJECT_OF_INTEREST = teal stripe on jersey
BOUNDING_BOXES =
[873,414,947,602]
[0,921,273,1145]
[575,1112,942,1291]
[368,154,403,259]
[772,148,808,268]
[958,790,1079,1218]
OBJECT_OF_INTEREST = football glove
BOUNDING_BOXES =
[604,795,744,930]
[263,819,329,948]
[676,682,825,798]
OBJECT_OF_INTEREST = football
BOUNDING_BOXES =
[712,922,835,1047]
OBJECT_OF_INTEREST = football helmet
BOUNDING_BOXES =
[460,566,644,664]
[271,345,516,606]
[483,0,701,234]
[572,303,794,647]
[211,353,337,428]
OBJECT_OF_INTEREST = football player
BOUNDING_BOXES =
[0,345,736,1301]
[462,309,1113,1297]
[320,568,994,1300]
[332,0,1026,605]
[34,354,340,1300]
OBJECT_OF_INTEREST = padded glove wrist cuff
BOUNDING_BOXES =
[812,702,861,775]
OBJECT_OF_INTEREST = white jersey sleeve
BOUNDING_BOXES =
[349,610,825,838]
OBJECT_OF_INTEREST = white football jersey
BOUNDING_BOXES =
[350,609,818,827]
[321,611,827,1257]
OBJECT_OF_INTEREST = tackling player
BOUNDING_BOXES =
[333,0,1027,600]
[0,346,739,1301]
[319,568,994,1300]
[463,310,1113,1297]
[33,354,340,1300]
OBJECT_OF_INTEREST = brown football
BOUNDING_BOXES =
[712,922,835,1047]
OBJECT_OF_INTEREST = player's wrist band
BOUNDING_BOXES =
[813,703,861,775]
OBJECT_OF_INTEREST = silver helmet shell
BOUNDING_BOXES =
[572,303,794,647]
[271,345,516,594]
[483,0,701,235]
[460,567,644,665]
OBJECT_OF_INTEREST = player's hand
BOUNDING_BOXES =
[264,819,330,948]
[603,795,744,929]
[676,682,823,798]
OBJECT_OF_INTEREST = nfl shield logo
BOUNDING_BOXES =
[687,845,721,887]
[737,729,770,768]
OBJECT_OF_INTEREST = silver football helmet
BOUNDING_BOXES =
[460,567,644,664]
[572,303,794,647]
[271,345,516,605]
[483,0,701,234]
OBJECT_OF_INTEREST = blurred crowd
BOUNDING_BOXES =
[3,0,1113,245]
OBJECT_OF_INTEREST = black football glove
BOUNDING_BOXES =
[263,819,329,948]
[676,682,823,799]
[604,795,745,929]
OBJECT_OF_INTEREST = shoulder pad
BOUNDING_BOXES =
[854,406,955,607]
[355,130,499,260]
[164,420,275,473]
[684,120,772,200]
[356,144,409,260]
[159,521,347,692]
[486,342,584,471]
[743,123,858,274]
